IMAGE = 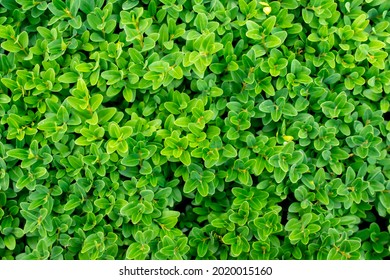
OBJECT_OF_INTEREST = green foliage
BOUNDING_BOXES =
[0,0,389,260]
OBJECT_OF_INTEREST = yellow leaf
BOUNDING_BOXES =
[263,6,272,15]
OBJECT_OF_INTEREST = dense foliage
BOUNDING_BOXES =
[0,0,389,260]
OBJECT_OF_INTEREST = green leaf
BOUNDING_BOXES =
[142,37,156,52]
[168,66,183,79]
[126,242,150,260]
[33,167,47,178]
[157,210,180,229]
[108,122,121,138]
[259,100,274,113]
[265,35,282,48]
[101,70,122,85]
[231,239,243,257]
[302,9,313,24]
[63,196,81,211]
[121,154,139,166]
[379,193,390,209]
[7,149,29,160]
[149,61,169,73]
[198,180,209,197]
[16,174,34,189]
[1,41,21,52]
[140,161,152,175]
[274,168,287,183]
[90,94,103,111]
[282,103,298,117]
[226,128,239,140]
[183,179,197,194]
[223,144,237,158]
[58,72,79,83]
[81,232,104,254]
[263,16,276,34]
[129,48,144,64]
[222,232,236,245]
[4,235,16,250]
[94,198,110,209]
[180,151,191,166]
[0,94,11,104]
[197,241,209,257]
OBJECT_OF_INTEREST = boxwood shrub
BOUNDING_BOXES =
[0,0,389,260]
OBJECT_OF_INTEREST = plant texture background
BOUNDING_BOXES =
[0,0,389,260]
